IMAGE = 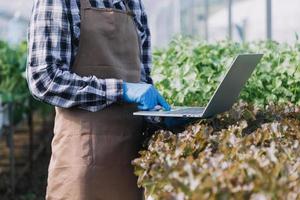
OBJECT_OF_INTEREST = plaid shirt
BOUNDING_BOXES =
[27,0,153,112]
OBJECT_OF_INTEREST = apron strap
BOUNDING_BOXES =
[122,0,134,16]
[80,0,131,11]
[122,0,130,12]
[80,0,91,14]
[80,0,134,17]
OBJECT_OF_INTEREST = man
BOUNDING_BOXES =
[27,0,184,199]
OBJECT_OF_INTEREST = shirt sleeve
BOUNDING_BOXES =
[137,1,160,124]
[138,0,153,85]
[26,0,123,112]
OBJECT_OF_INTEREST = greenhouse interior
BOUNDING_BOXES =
[0,0,299,199]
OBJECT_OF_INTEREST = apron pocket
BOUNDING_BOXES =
[50,120,94,169]
[77,120,94,165]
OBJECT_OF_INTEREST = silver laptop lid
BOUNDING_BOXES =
[202,54,263,118]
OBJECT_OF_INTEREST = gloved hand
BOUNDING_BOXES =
[123,82,171,111]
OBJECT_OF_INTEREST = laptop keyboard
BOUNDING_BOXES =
[167,107,205,115]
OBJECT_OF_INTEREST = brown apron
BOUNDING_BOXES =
[46,0,145,199]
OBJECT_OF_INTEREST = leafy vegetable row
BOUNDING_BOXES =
[133,103,300,200]
[152,37,300,107]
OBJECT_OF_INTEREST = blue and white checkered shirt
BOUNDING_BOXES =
[27,0,153,112]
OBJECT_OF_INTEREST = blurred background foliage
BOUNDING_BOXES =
[152,37,300,107]
[0,41,51,124]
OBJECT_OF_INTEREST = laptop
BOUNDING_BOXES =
[134,54,264,118]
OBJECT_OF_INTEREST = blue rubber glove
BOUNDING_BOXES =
[123,82,171,111]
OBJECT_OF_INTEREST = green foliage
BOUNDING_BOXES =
[0,41,51,123]
[152,37,300,107]
[133,103,300,200]
[135,38,300,199]
[0,41,28,102]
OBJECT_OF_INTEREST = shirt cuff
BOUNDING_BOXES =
[105,78,123,104]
